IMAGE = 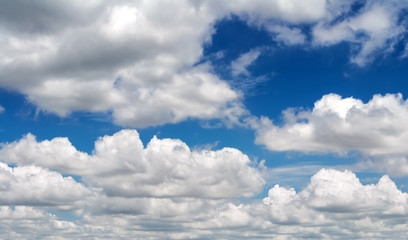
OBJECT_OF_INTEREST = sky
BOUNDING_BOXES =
[1,0,408,239]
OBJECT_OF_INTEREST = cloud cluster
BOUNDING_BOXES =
[254,93,408,176]
[312,0,408,66]
[230,49,261,77]
[1,0,408,126]
[239,168,408,238]
[0,0,244,127]
[227,0,408,66]
[1,1,408,239]
[0,129,264,198]
[0,163,90,210]
[0,206,83,240]
[0,150,407,239]
[255,93,408,155]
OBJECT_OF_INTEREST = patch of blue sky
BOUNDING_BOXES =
[48,209,80,222]
[0,88,120,154]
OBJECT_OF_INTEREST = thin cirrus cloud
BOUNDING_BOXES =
[230,49,261,77]
[1,0,408,127]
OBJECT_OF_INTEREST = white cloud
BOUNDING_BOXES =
[90,130,265,198]
[220,0,328,24]
[201,169,408,239]
[0,129,264,198]
[1,0,405,127]
[266,25,306,45]
[230,49,261,76]
[355,155,408,177]
[301,169,406,213]
[226,0,408,66]
[0,0,246,127]
[0,134,91,174]
[0,163,90,210]
[253,93,408,177]
[2,1,408,238]
[255,93,408,155]
[87,169,408,239]
[113,64,245,127]
[0,206,86,240]
[0,160,407,239]
[313,1,407,66]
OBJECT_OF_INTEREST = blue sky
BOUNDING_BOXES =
[1,0,408,239]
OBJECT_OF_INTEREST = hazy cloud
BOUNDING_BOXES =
[230,49,261,76]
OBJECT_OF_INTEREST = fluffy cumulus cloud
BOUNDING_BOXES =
[238,169,408,238]
[1,131,408,238]
[1,0,408,127]
[0,0,245,127]
[0,163,90,210]
[2,2,408,238]
[254,93,408,176]
[0,129,264,198]
[0,166,407,239]
[185,169,408,239]
[255,93,408,154]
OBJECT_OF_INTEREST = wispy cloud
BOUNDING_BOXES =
[230,49,261,76]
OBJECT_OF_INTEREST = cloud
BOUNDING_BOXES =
[0,206,87,240]
[254,93,408,155]
[229,0,407,66]
[300,169,406,213]
[0,129,264,198]
[0,169,407,239]
[1,0,407,127]
[313,0,407,66]
[219,0,328,24]
[265,25,306,45]
[113,64,245,127]
[0,0,245,127]
[202,169,408,239]
[355,155,408,177]
[1,130,408,238]
[230,49,261,76]
[0,163,90,210]
[253,93,408,177]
